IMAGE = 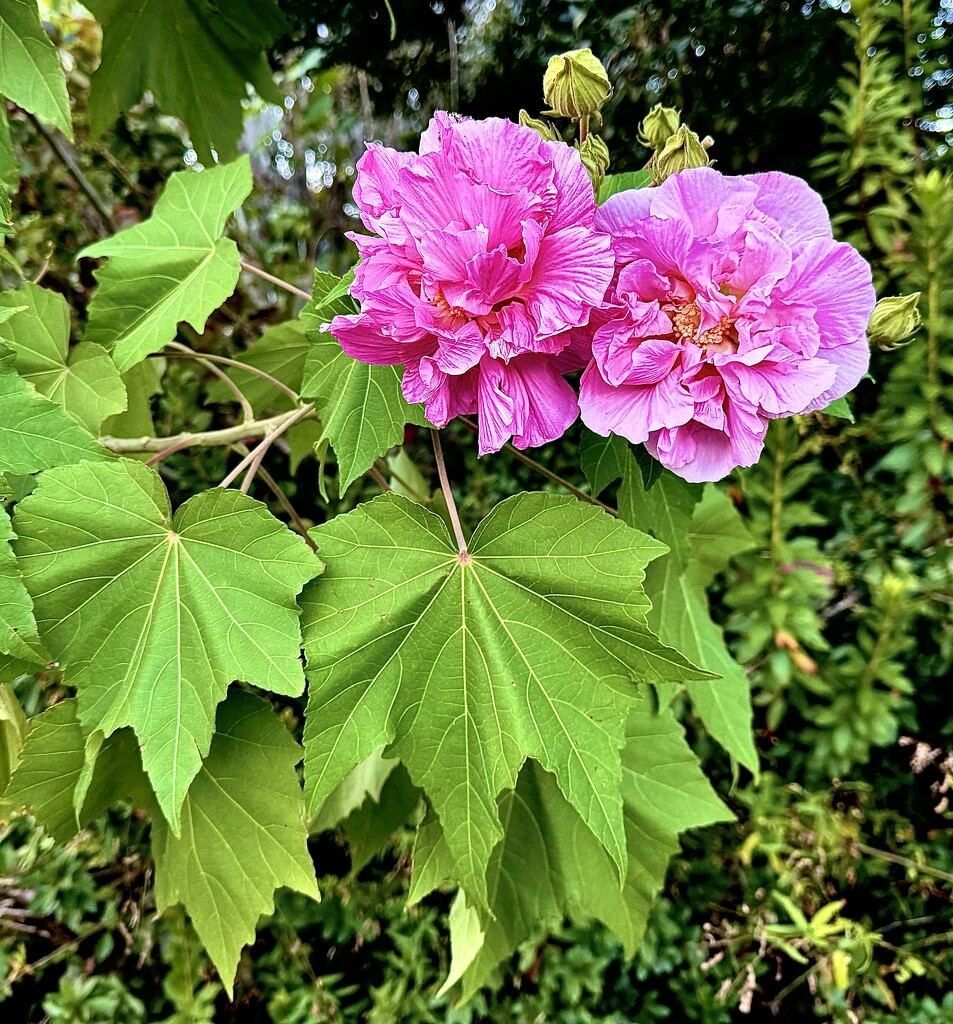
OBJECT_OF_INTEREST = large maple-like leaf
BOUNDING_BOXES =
[0,354,110,473]
[84,0,286,163]
[299,270,427,492]
[0,0,72,137]
[4,692,317,993]
[412,703,732,999]
[301,491,707,907]
[79,159,253,373]
[0,283,126,432]
[619,461,759,770]
[12,459,322,830]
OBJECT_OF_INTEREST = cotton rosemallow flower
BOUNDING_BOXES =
[577,167,877,482]
[329,112,615,454]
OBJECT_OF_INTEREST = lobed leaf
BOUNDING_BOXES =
[301,491,707,908]
[84,0,286,163]
[12,459,322,830]
[79,159,253,373]
[0,0,72,137]
[0,353,110,474]
[419,704,732,999]
[0,283,126,432]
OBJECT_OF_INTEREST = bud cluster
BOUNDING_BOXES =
[637,103,713,184]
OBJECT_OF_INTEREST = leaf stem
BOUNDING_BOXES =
[457,417,617,515]
[238,259,312,302]
[232,444,317,550]
[431,429,468,554]
[219,405,315,488]
[157,346,301,403]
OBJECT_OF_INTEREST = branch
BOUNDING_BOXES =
[238,259,312,301]
[100,411,307,454]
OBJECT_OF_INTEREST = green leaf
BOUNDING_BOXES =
[0,283,126,432]
[84,0,286,163]
[300,269,427,492]
[152,692,318,996]
[619,462,759,771]
[818,395,855,422]
[12,459,323,829]
[309,747,398,834]
[598,170,653,203]
[427,705,732,999]
[6,693,317,995]
[100,359,164,445]
[209,320,308,414]
[0,504,45,664]
[339,763,420,872]
[0,353,110,473]
[3,700,85,841]
[0,0,72,137]
[0,683,27,800]
[688,484,755,590]
[301,491,706,907]
[79,159,253,374]
[579,430,629,496]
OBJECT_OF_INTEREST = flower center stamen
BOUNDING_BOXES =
[669,301,737,354]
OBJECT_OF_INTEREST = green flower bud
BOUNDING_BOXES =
[638,104,681,151]
[867,293,922,349]
[653,125,711,184]
[542,48,612,121]
[518,109,559,142]
[576,133,610,192]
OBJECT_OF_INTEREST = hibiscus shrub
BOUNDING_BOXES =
[1,4,950,1022]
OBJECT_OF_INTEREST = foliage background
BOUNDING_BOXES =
[1,0,951,1021]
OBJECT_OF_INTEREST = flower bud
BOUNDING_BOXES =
[576,133,610,192]
[638,104,681,151]
[518,109,559,142]
[542,48,612,121]
[653,125,711,184]
[867,293,921,349]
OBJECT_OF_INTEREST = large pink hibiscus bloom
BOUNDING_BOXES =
[577,168,876,481]
[330,112,614,454]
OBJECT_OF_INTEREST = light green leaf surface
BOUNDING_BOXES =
[0,683,27,800]
[211,320,309,413]
[0,0,72,136]
[300,269,427,492]
[421,705,732,999]
[12,459,322,829]
[79,159,253,373]
[152,692,318,995]
[619,462,759,770]
[598,170,653,203]
[301,491,706,907]
[0,354,109,473]
[0,283,126,431]
[84,0,286,163]
[819,395,855,421]
[579,430,629,497]
[6,693,317,994]
[0,504,45,664]
[3,699,84,841]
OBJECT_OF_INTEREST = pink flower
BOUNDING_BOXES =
[330,112,614,453]
[577,168,876,481]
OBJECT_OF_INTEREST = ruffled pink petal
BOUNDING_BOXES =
[403,356,478,427]
[543,137,598,233]
[523,226,614,336]
[647,403,767,482]
[579,360,694,443]
[749,172,834,249]
[595,188,654,239]
[728,221,793,296]
[799,333,871,413]
[780,238,876,352]
[718,349,838,417]
[592,324,680,387]
[477,356,578,454]
[649,167,760,240]
[352,144,419,242]
[431,322,489,374]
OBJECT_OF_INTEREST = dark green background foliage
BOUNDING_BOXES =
[1,0,952,1021]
